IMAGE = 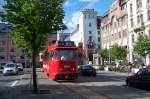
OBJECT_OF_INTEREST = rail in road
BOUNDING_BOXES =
[58,81,113,99]
[56,71,150,99]
[1,68,150,99]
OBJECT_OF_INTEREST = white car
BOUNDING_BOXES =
[17,63,23,71]
[3,63,18,75]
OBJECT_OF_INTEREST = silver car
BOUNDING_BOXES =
[3,63,18,75]
[17,63,23,71]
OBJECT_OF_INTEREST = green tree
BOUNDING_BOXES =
[98,48,109,65]
[98,48,109,59]
[111,44,127,60]
[2,0,65,92]
[133,34,150,57]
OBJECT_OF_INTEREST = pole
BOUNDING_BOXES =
[109,48,111,65]
[32,32,37,93]
[25,55,26,68]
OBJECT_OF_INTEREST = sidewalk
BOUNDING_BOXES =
[0,70,87,99]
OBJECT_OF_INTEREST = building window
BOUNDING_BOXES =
[121,3,127,10]
[48,40,51,45]
[10,48,16,52]
[0,48,5,52]
[20,55,25,59]
[132,34,134,43]
[0,56,5,59]
[140,14,143,24]
[10,56,16,60]
[130,3,133,13]
[11,40,15,45]
[119,32,121,38]
[148,10,150,21]
[98,37,100,42]
[89,22,91,27]
[89,36,92,40]
[137,15,140,24]
[85,15,86,18]
[98,44,101,49]
[0,40,6,46]
[136,0,142,9]
[89,30,92,34]
[98,31,100,35]
[131,18,134,27]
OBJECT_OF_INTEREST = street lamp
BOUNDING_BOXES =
[109,46,112,65]
[145,50,147,66]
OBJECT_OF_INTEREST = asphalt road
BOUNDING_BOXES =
[0,69,24,87]
[0,69,150,99]
[58,71,150,99]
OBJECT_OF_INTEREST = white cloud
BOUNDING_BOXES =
[63,0,77,7]
[64,11,80,32]
[63,1,70,7]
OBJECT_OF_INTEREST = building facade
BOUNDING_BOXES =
[65,9,101,61]
[0,22,57,66]
[127,0,150,65]
[101,0,128,50]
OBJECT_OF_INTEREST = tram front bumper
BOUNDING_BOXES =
[56,73,78,80]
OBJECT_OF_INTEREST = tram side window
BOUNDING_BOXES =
[51,51,54,60]
[55,50,59,60]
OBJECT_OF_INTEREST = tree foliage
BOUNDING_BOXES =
[111,44,127,60]
[98,48,109,59]
[1,0,65,92]
[2,0,65,56]
[133,34,150,57]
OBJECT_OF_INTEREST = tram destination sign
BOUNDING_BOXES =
[57,41,75,47]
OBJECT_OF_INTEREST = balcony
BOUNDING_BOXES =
[147,3,150,9]
[133,22,145,32]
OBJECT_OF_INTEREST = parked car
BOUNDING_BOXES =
[16,63,23,71]
[78,64,96,77]
[0,63,6,69]
[3,63,18,75]
[0,61,14,69]
[126,67,150,90]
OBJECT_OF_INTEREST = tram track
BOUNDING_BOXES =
[57,81,112,99]
[57,81,87,99]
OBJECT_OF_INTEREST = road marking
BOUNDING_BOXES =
[11,81,18,87]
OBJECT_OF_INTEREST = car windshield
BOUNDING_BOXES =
[6,64,16,67]
[82,65,93,69]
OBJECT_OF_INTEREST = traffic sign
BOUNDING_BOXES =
[23,48,28,56]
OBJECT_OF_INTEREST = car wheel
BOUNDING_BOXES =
[126,80,132,87]
[93,74,96,77]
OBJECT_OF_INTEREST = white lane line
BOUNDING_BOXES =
[10,81,18,87]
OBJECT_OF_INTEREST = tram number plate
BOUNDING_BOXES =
[64,65,70,68]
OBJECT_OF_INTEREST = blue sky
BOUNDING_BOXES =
[0,0,115,32]
[63,0,115,32]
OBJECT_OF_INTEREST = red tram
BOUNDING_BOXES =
[41,41,78,81]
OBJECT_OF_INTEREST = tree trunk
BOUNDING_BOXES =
[32,33,37,93]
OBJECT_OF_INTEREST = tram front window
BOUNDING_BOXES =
[59,50,74,60]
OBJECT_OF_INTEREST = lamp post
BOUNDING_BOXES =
[109,46,112,65]
[145,50,147,66]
